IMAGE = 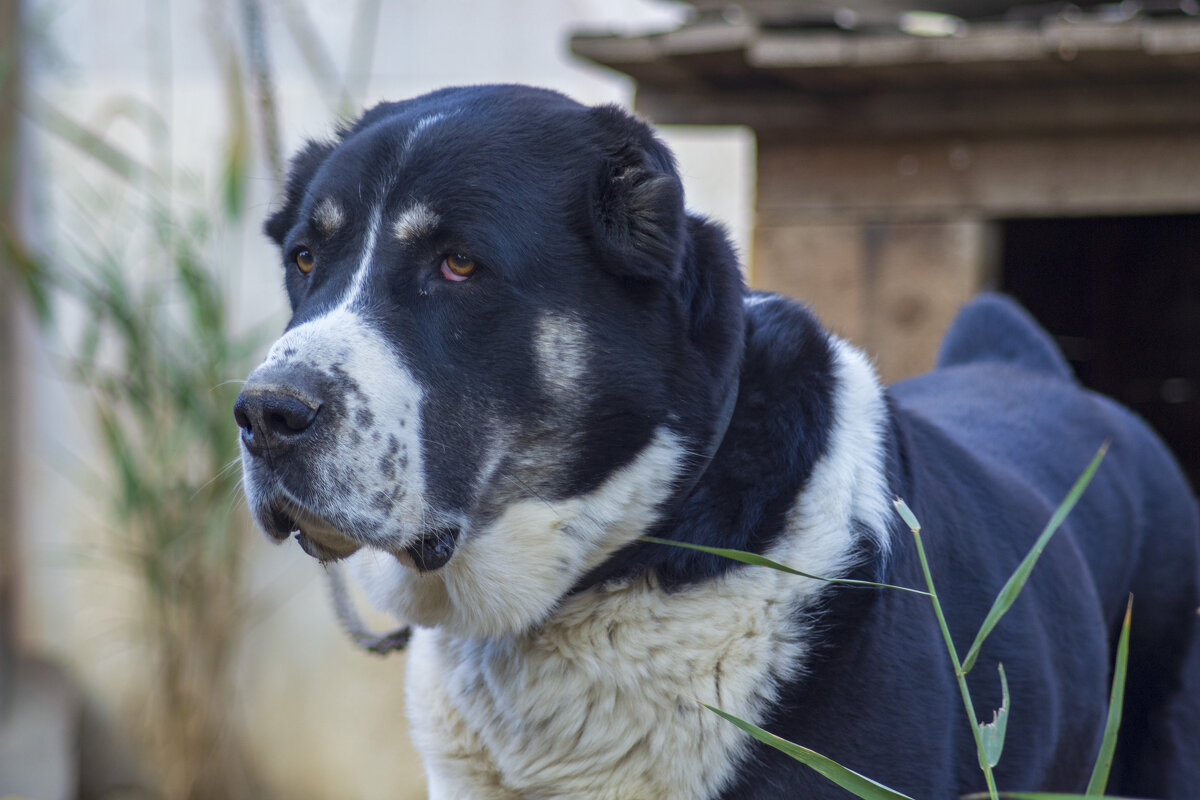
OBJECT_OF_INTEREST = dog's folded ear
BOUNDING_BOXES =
[264,138,337,245]
[588,105,686,283]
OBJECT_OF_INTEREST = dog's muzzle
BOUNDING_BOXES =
[235,365,363,562]
[235,365,463,571]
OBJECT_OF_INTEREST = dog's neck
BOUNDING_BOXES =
[573,294,893,594]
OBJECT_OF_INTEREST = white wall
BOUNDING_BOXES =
[17,1,753,796]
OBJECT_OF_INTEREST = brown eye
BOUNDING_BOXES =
[295,249,315,274]
[441,253,476,281]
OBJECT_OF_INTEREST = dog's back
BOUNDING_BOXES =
[892,294,1200,797]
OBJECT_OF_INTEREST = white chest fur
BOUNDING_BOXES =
[405,569,810,800]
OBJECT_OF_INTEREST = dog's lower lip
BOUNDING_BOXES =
[293,528,361,563]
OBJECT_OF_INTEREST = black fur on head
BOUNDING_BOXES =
[239,84,796,639]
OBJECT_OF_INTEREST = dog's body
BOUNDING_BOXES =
[236,85,1200,798]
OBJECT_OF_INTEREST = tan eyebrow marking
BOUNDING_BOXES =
[313,196,346,237]
[393,203,439,243]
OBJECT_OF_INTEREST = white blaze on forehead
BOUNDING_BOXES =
[312,196,346,236]
[332,113,454,307]
[393,202,439,243]
[404,112,451,152]
[338,202,384,311]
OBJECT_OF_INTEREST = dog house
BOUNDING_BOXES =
[573,2,1200,491]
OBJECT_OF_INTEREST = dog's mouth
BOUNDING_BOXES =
[260,500,461,572]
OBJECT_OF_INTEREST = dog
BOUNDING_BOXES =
[235,85,1200,799]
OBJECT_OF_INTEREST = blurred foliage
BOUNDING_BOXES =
[22,21,266,800]
[60,157,261,798]
[2,0,380,796]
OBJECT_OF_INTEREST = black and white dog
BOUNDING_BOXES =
[235,85,1200,799]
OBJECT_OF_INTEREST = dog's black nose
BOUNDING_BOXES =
[234,377,322,458]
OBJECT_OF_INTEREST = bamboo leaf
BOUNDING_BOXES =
[961,444,1108,674]
[30,97,159,186]
[1087,596,1132,796]
[978,663,1009,768]
[702,704,916,800]
[219,48,250,218]
[638,536,929,596]
[0,224,55,324]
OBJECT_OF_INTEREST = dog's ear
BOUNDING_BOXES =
[588,105,686,283]
[264,138,337,245]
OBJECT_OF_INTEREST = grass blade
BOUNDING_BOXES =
[962,794,1149,800]
[897,497,1000,798]
[979,663,1010,768]
[894,497,921,532]
[1086,595,1132,796]
[638,536,929,596]
[961,444,1108,674]
[702,703,916,800]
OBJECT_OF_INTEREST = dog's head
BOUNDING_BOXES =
[236,85,744,636]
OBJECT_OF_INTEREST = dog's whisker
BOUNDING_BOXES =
[188,457,246,501]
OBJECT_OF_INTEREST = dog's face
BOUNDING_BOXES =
[236,86,743,636]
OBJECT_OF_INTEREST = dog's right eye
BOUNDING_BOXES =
[293,248,315,274]
[441,254,477,282]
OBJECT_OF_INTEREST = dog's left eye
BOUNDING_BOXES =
[441,254,476,282]
[293,248,315,274]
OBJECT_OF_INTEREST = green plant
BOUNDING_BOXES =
[7,8,268,799]
[4,1,388,794]
[28,92,266,800]
[64,197,264,800]
[644,444,1136,800]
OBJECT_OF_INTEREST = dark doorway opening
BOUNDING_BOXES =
[999,214,1200,494]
